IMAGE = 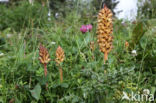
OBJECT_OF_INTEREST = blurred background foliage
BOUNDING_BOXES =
[137,0,156,19]
[0,0,120,31]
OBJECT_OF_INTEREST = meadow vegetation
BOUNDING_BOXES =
[0,1,155,103]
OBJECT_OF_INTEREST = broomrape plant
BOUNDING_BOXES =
[55,46,65,83]
[97,5,113,64]
[39,44,51,77]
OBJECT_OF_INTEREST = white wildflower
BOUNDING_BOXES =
[50,42,56,45]
[131,50,137,56]
[55,12,59,18]
[48,11,51,17]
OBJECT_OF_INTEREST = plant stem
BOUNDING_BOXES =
[104,52,108,64]
[59,67,63,83]
[44,64,47,77]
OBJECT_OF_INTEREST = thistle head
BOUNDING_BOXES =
[80,25,88,33]
[86,24,93,31]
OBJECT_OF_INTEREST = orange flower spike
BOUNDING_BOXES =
[55,46,65,83]
[39,44,50,76]
[55,46,65,65]
[125,41,129,48]
[97,5,113,64]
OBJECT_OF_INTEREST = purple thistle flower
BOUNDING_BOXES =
[80,25,88,33]
[86,24,92,31]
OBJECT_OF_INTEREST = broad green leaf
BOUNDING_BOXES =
[130,21,147,49]
[30,83,41,101]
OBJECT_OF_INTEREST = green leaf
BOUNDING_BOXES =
[30,83,41,101]
[151,87,156,95]
[72,96,79,103]
[130,21,147,49]
[61,83,69,88]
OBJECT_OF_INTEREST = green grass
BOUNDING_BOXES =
[0,2,155,103]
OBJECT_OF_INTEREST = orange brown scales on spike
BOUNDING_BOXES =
[97,5,113,64]
[55,46,65,65]
[55,46,65,83]
[39,44,51,65]
[39,44,50,76]
[125,41,129,48]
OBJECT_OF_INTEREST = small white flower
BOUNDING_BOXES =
[50,42,56,45]
[0,53,4,57]
[55,12,59,18]
[48,11,51,17]
[143,89,150,95]
[131,50,137,56]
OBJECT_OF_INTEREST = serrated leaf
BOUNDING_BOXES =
[30,83,41,101]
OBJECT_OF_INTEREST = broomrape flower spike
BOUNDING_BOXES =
[39,44,50,77]
[97,5,113,64]
[125,41,129,48]
[55,46,65,83]
[55,46,65,65]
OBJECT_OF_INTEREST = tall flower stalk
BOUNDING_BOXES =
[97,5,113,64]
[55,46,65,83]
[39,44,50,77]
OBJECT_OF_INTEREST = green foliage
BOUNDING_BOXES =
[30,83,41,101]
[130,21,147,49]
[129,18,156,76]
[138,0,156,19]
[0,1,155,103]
[0,1,49,31]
